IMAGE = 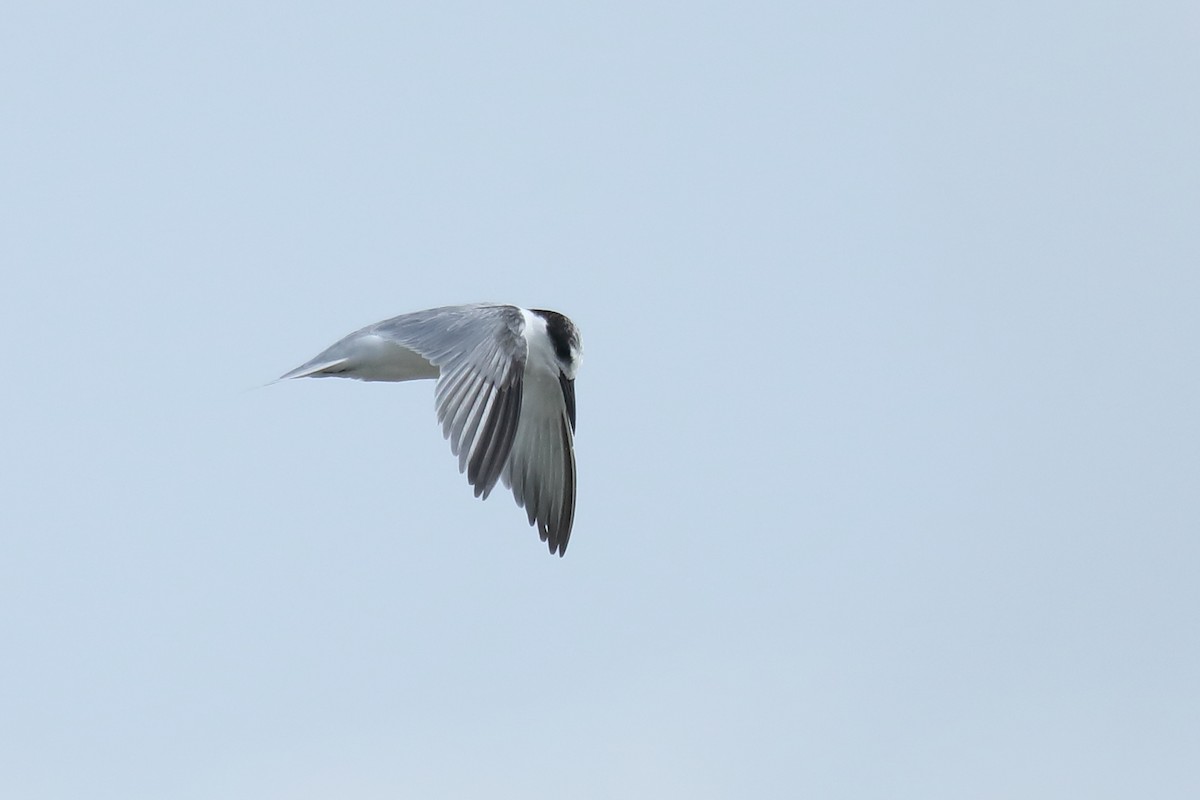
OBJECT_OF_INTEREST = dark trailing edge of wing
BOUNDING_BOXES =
[558,373,576,431]
[551,413,576,556]
[533,382,576,556]
[466,381,523,498]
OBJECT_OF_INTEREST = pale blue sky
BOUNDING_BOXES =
[2,2,1197,798]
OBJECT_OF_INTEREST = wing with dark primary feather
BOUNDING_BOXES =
[370,304,527,500]
[502,367,577,556]
[287,302,580,555]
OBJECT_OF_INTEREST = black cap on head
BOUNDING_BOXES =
[531,309,579,364]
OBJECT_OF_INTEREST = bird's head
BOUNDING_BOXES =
[533,309,583,379]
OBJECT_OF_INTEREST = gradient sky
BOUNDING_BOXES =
[2,2,1198,798]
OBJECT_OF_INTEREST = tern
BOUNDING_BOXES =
[280,304,582,556]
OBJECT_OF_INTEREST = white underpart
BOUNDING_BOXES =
[519,308,563,378]
[347,334,440,382]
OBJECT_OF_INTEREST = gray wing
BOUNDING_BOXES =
[502,369,577,556]
[371,304,527,499]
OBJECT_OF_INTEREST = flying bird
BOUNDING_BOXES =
[279,304,582,556]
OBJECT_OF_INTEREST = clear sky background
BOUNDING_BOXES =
[2,2,1197,798]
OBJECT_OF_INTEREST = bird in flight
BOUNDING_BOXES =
[279,304,582,556]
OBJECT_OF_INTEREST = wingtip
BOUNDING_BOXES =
[277,358,352,382]
[542,527,570,557]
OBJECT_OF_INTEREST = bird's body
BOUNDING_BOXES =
[280,304,582,555]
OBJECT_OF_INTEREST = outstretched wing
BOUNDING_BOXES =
[502,366,577,556]
[370,304,527,499]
